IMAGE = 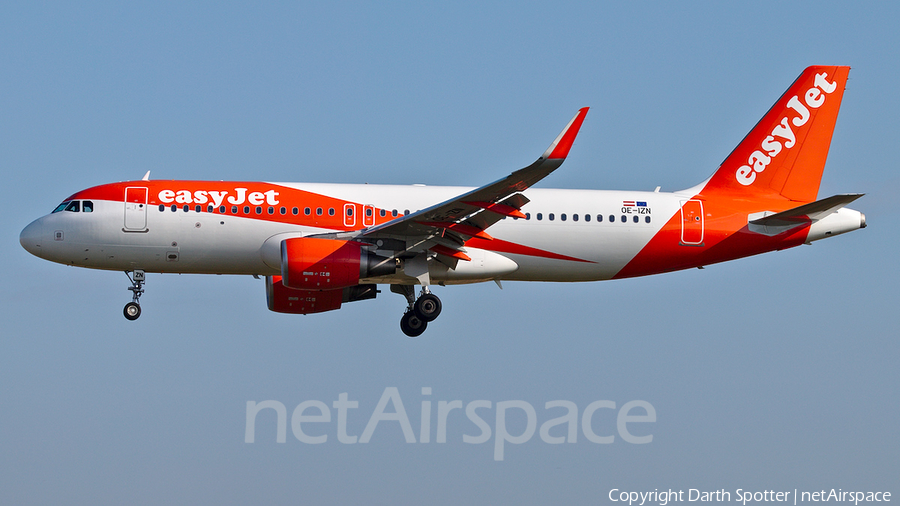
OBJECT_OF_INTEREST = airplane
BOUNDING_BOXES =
[20,66,865,337]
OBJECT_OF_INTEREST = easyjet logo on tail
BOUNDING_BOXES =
[735,72,838,186]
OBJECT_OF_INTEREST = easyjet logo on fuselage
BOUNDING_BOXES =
[157,188,281,207]
[735,72,838,186]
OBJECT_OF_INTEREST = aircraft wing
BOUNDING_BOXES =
[355,107,589,260]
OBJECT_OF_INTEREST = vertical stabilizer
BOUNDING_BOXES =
[702,66,850,202]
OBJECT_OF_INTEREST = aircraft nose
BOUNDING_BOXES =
[20,218,43,257]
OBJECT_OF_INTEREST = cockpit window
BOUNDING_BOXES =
[53,200,90,213]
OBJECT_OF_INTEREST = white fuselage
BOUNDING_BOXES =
[22,183,687,284]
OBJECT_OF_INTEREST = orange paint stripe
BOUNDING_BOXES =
[69,181,402,231]
[465,237,593,263]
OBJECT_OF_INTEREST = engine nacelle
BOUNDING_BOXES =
[280,237,395,290]
[266,275,378,314]
[266,275,343,314]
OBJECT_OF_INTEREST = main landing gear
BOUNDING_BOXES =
[123,270,145,321]
[392,285,442,338]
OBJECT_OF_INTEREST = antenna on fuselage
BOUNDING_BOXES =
[141,171,151,181]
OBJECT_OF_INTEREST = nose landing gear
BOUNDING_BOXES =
[392,285,442,337]
[123,270,145,321]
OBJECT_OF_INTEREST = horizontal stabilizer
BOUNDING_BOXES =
[748,193,864,235]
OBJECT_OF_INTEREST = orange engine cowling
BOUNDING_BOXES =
[266,275,378,314]
[280,237,395,291]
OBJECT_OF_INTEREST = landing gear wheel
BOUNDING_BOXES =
[124,270,146,321]
[400,311,427,337]
[414,293,442,322]
[123,302,142,321]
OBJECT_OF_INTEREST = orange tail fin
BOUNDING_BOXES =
[703,66,850,202]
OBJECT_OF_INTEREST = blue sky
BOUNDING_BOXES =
[2,2,897,504]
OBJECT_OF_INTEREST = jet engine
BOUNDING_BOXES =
[280,237,396,290]
[266,275,378,314]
